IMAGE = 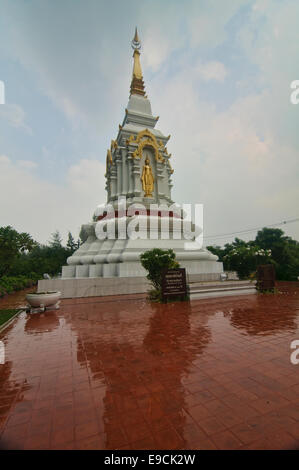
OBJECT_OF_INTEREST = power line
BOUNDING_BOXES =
[203,217,299,241]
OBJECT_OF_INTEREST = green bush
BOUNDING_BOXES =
[140,248,179,301]
[0,275,38,297]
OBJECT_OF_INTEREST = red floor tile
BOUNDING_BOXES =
[211,430,243,450]
[0,281,299,450]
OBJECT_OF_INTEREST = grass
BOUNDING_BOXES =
[0,309,19,327]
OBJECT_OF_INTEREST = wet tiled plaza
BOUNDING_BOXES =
[0,283,299,450]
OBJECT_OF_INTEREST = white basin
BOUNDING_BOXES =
[26,291,61,308]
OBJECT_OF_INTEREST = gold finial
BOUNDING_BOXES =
[133,27,140,45]
[130,28,146,96]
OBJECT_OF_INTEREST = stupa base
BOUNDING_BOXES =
[62,258,223,279]
[38,269,238,299]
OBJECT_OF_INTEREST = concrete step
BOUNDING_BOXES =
[189,280,256,300]
[189,280,254,289]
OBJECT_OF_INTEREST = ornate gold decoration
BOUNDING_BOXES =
[164,147,172,158]
[119,124,122,130]
[111,139,118,150]
[135,129,156,143]
[107,149,113,164]
[127,134,136,144]
[129,128,164,162]
[106,149,113,174]
[141,157,154,197]
[167,160,174,174]
[132,139,160,162]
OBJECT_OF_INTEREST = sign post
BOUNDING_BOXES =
[161,268,188,301]
[256,264,275,292]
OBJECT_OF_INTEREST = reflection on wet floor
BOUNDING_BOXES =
[0,282,298,450]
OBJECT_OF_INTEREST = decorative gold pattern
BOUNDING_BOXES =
[164,147,172,158]
[167,160,174,174]
[135,129,156,144]
[132,138,161,162]
[107,149,113,164]
[127,134,136,144]
[111,139,118,150]
[141,157,154,197]
[128,128,164,162]
[106,149,113,174]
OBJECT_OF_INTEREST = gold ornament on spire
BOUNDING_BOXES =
[130,28,146,97]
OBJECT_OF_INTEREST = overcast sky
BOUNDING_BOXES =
[0,0,298,246]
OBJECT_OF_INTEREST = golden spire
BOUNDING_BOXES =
[133,27,140,44]
[130,28,146,97]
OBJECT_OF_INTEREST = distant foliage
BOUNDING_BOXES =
[207,228,299,280]
[66,231,80,254]
[49,230,63,248]
[0,226,81,294]
[0,226,36,277]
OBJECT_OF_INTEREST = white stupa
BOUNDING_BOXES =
[62,29,223,280]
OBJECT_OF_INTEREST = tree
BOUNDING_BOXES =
[208,228,299,281]
[49,230,63,248]
[0,226,36,277]
[222,245,272,279]
[255,228,299,280]
[255,228,285,249]
[66,231,77,254]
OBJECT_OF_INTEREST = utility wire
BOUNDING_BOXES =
[203,217,299,241]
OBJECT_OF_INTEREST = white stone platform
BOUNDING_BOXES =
[38,272,240,299]
[189,280,257,300]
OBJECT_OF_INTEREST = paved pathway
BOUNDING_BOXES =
[0,283,299,449]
